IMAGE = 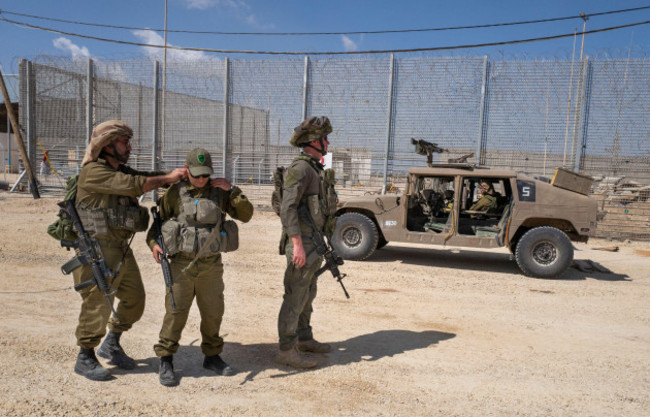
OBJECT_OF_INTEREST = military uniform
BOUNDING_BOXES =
[147,180,253,358]
[469,193,498,212]
[276,117,338,366]
[73,157,166,349]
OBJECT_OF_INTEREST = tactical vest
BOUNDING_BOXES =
[77,194,149,238]
[160,182,227,258]
[296,155,338,234]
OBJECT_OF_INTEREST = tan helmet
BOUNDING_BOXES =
[290,116,332,147]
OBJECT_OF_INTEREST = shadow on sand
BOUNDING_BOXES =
[120,329,455,385]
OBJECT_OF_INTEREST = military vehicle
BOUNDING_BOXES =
[331,139,599,278]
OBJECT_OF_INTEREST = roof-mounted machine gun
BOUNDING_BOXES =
[411,138,448,166]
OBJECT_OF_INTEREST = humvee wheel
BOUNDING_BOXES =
[376,235,389,250]
[332,212,379,260]
[515,227,573,278]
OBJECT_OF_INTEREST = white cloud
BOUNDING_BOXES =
[246,14,274,30]
[184,0,272,29]
[341,35,358,52]
[52,37,91,61]
[133,29,209,61]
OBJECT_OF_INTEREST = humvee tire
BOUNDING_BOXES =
[332,212,379,260]
[515,226,573,278]
[376,235,389,250]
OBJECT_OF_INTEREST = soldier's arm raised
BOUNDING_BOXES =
[142,168,187,193]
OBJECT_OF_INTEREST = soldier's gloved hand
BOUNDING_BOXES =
[152,245,163,264]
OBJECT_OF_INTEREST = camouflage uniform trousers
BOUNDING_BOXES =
[72,240,145,349]
[154,254,225,357]
[278,238,323,351]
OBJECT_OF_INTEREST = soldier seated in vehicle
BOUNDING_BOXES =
[469,181,499,213]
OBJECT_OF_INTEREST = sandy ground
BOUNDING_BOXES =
[0,192,648,416]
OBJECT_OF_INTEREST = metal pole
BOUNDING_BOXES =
[258,158,264,194]
[26,61,36,193]
[570,57,589,171]
[578,13,588,63]
[302,56,309,121]
[568,14,589,171]
[562,28,578,167]
[152,61,160,201]
[543,73,550,176]
[86,58,94,143]
[222,57,229,179]
[575,57,592,173]
[476,56,488,167]
[6,107,10,172]
[381,54,395,195]
[162,0,168,155]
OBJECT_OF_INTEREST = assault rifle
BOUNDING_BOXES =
[150,206,177,311]
[299,206,350,299]
[411,138,448,166]
[59,199,118,318]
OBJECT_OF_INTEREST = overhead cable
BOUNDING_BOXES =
[0,5,649,36]
[1,16,649,55]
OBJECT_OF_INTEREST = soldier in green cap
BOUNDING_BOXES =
[275,116,338,368]
[147,147,254,386]
[72,120,187,381]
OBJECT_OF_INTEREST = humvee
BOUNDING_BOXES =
[331,140,599,278]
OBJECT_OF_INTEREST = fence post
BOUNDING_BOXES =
[222,57,230,178]
[570,57,589,172]
[25,60,37,193]
[86,58,94,143]
[302,56,310,121]
[476,56,489,167]
[382,54,395,194]
[577,58,593,173]
[151,61,160,201]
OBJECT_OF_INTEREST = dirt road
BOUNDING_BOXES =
[0,193,648,416]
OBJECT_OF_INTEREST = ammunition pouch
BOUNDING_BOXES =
[220,220,239,253]
[78,205,149,237]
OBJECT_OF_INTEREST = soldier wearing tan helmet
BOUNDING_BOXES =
[146,148,253,386]
[275,116,338,368]
[72,120,187,381]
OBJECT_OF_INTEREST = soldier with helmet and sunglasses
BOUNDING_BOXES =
[275,116,339,369]
[146,147,253,386]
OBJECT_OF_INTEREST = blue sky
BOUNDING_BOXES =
[1,0,649,73]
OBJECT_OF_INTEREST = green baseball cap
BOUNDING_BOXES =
[186,148,213,177]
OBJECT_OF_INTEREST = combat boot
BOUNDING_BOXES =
[74,348,112,381]
[159,356,179,387]
[203,354,234,376]
[97,331,136,370]
[298,339,332,353]
[275,346,318,369]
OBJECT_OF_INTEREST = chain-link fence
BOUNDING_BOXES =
[10,55,650,240]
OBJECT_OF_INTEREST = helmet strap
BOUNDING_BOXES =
[305,138,327,156]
